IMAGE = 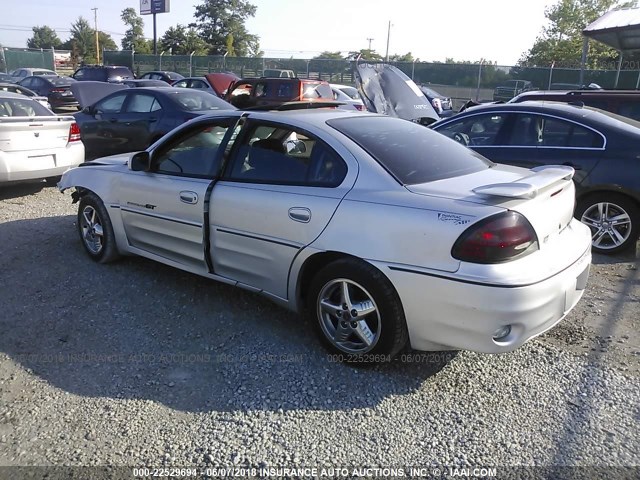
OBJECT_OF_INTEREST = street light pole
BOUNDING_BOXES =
[366,38,374,50]
[385,21,391,63]
[91,7,99,64]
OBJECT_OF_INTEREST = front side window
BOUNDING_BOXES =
[227,123,347,186]
[154,120,234,177]
[437,113,509,147]
[173,80,188,88]
[95,92,128,114]
[126,94,162,113]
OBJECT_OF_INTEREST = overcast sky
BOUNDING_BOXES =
[0,0,553,65]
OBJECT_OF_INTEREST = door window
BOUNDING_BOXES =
[190,80,208,89]
[227,123,347,186]
[126,94,162,113]
[507,114,603,148]
[95,92,128,114]
[173,80,188,88]
[437,113,509,146]
[153,120,235,177]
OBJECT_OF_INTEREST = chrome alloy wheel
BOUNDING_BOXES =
[317,278,381,354]
[580,201,632,251]
[80,205,104,255]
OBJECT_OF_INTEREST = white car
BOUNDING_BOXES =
[331,85,366,111]
[0,92,84,183]
[58,109,591,362]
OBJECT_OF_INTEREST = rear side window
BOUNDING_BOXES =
[329,116,491,185]
[507,114,603,148]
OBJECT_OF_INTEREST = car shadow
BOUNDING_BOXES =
[0,215,455,413]
[0,181,47,200]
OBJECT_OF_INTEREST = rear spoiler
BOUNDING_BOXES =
[472,166,574,199]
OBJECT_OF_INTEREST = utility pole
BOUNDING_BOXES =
[385,21,391,63]
[366,38,374,50]
[91,7,99,64]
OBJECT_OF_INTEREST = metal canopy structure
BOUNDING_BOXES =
[581,8,640,87]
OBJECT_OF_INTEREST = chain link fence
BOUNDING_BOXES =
[5,47,640,109]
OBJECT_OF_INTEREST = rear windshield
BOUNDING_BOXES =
[339,86,360,99]
[50,77,76,86]
[0,97,53,116]
[328,116,492,185]
[302,83,333,100]
[168,90,234,111]
[109,68,134,79]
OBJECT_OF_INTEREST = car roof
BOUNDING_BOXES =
[0,91,36,100]
[516,89,640,97]
[245,108,377,126]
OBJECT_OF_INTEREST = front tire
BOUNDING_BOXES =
[576,193,640,254]
[306,258,408,363]
[77,192,120,263]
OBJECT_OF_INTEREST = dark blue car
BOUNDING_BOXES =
[73,87,235,160]
[432,101,640,254]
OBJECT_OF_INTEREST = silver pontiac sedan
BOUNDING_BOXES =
[59,109,592,363]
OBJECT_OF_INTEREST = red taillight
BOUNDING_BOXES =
[68,122,81,143]
[51,88,66,93]
[452,212,539,264]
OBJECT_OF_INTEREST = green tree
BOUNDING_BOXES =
[519,0,637,67]
[348,49,383,61]
[160,25,209,55]
[121,8,151,53]
[27,26,62,49]
[314,51,344,60]
[61,17,118,63]
[191,0,260,56]
[389,52,415,62]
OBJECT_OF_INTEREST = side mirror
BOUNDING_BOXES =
[82,105,95,115]
[130,151,151,172]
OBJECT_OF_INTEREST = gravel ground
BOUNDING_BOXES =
[0,183,638,472]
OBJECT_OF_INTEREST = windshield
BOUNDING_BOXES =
[328,116,491,185]
[169,90,234,111]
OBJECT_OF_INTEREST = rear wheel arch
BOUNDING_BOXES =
[297,251,365,310]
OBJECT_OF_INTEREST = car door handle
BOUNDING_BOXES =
[149,117,157,123]
[562,162,583,170]
[109,118,118,123]
[288,207,311,223]
[179,191,198,204]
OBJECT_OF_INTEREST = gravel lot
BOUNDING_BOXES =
[0,183,638,473]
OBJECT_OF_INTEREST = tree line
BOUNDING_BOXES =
[25,0,640,70]
[26,0,262,63]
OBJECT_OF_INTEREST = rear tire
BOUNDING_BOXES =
[576,193,640,254]
[305,258,408,363]
[77,192,120,263]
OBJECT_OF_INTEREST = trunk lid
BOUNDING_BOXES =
[354,63,439,124]
[406,164,577,249]
[0,116,74,152]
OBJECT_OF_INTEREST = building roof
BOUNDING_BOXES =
[583,8,640,52]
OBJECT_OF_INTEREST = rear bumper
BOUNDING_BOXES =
[377,221,593,353]
[0,144,85,182]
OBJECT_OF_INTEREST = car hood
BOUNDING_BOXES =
[80,152,134,167]
[205,72,241,97]
[354,63,438,124]
[71,81,128,108]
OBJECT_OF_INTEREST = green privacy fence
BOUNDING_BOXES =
[1,47,56,72]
